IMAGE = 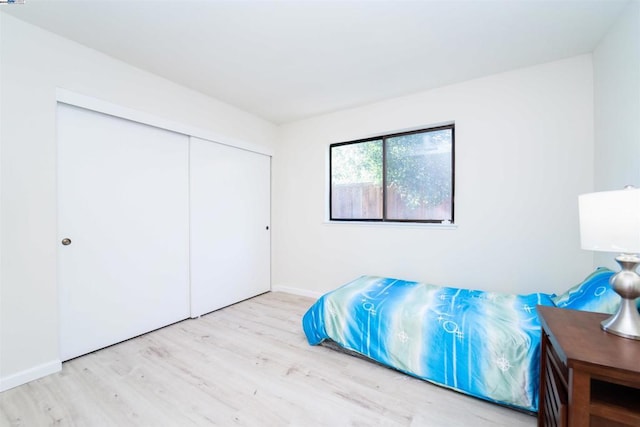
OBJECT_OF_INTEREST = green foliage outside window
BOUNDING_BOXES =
[386,129,452,211]
[331,139,382,185]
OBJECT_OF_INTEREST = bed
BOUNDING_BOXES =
[302,268,620,413]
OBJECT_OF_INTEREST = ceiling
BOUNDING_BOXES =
[2,0,630,124]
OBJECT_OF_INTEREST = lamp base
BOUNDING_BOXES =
[601,299,640,340]
[600,254,640,340]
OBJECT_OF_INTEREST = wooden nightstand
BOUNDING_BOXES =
[537,305,640,427]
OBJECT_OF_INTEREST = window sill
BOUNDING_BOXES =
[324,220,457,230]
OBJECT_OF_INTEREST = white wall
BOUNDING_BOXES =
[0,11,4,392]
[273,55,595,298]
[592,1,640,269]
[0,13,278,390]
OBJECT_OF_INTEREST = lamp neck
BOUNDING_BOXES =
[615,253,640,272]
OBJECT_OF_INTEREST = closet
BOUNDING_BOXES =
[57,103,270,361]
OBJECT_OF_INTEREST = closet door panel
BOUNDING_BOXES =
[190,137,270,317]
[58,103,190,361]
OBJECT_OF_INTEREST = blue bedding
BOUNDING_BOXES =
[302,275,591,412]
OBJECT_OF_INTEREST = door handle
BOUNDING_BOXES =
[61,238,72,246]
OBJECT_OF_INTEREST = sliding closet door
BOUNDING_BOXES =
[190,137,270,317]
[57,103,190,361]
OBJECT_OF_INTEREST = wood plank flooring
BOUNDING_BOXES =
[0,292,536,426]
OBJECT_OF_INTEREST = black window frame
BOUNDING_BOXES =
[329,124,455,224]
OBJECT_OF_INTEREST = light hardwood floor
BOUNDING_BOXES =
[0,292,536,426]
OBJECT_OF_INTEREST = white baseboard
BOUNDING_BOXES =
[271,285,323,299]
[0,359,62,392]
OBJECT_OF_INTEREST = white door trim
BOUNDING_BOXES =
[55,88,273,157]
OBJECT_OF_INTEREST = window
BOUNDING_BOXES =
[330,124,454,223]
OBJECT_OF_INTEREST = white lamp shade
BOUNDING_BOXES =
[579,188,640,253]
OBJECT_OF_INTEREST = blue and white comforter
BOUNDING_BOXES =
[302,276,558,412]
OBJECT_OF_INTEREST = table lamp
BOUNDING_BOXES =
[578,186,640,340]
